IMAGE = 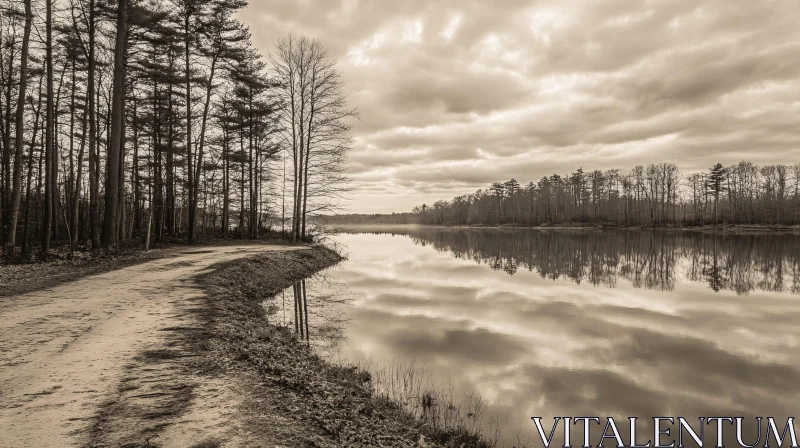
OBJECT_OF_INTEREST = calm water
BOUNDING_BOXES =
[272,227,800,446]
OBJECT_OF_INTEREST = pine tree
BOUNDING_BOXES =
[706,163,727,225]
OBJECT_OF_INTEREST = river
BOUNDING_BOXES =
[271,226,800,447]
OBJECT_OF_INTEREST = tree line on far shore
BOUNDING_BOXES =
[322,161,800,227]
[0,0,353,257]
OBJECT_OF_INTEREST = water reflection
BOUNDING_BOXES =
[290,280,309,343]
[377,227,800,295]
[270,227,800,446]
[269,274,351,351]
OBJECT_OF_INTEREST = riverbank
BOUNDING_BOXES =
[190,245,491,447]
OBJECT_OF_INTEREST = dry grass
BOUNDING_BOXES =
[347,357,504,447]
[195,246,496,447]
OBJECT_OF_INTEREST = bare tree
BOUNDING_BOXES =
[272,35,354,241]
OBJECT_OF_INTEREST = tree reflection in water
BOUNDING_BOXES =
[263,228,800,447]
[353,228,800,295]
[268,272,351,351]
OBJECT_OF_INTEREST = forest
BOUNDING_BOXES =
[324,162,800,227]
[411,162,800,227]
[0,0,353,257]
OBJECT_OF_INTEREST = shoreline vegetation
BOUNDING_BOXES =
[195,245,497,448]
[326,222,800,233]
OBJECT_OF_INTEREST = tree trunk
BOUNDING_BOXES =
[42,0,54,256]
[5,0,33,255]
[248,91,255,238]
[51,61,67,242]
[22,74,43,254]
[101,0,128,249]
[193,54,217,223]
[87,0,100,249]
[0,29,17,248]
[184,14,194,244]
[132,101,141,234]
[239,128,244,237]
[221,123,229,235]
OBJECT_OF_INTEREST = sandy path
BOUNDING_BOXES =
[0,244,303,448]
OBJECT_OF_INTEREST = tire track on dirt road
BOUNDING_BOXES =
[0,244,306,448]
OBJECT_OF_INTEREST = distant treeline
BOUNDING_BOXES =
[327,161,800,227]
[316,212,417,225]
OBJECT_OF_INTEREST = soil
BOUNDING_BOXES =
[0,244,308,448]
[0,237,286,298]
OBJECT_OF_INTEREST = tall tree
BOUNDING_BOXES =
[42,0,55,256]
[706,163,727,225]
[176,0,205,243]
[5,0,33,255]
[101,0,129,248]
[190,0,246,239]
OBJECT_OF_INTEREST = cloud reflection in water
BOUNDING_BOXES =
[273,229,800,446]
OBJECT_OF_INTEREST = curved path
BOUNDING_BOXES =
[0,244,303,448]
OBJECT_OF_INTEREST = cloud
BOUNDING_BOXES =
[238,0,800,212]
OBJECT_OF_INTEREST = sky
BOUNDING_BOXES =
[237,0,800,213]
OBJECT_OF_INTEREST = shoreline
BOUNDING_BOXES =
[329,223,800,233]
[191,245,491,447]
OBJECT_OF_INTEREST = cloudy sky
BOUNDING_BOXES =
[238,0,800,213]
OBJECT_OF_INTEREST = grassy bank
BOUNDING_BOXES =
[196,246,493,447]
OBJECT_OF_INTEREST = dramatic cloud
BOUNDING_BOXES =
[238,0,800,212]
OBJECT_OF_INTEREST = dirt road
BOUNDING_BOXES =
[0,244,304,448]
